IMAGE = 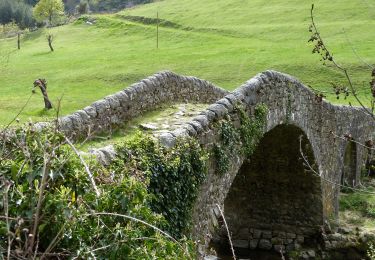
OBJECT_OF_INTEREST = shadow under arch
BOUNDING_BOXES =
[221,124,323,253]
[341,141,358,188]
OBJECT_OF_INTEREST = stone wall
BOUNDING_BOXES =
[53,71,228,139]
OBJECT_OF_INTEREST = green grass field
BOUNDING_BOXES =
[0,0,374,124]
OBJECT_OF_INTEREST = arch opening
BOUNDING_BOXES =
[219,124,323,254]
[341,141,357,188]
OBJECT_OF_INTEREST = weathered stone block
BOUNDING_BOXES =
[232,240,248,249]
[258,239,272,250]
[249,239,258,249]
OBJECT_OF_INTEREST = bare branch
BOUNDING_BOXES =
[215,203,236,260]
[299,135,375,194]
[342,28,374,70]
[85,212,191,257]
[28,153,51,256]
[64,136,100,197]
[309,4,375,119]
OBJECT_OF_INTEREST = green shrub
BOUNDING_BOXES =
[0,126,196,259]
[114,132,208,238]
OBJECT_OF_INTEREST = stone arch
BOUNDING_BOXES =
[341,141,358,188]
[220,124,323,253]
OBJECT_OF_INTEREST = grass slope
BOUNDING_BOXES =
[0,0,374,124]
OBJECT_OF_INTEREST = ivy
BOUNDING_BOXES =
[213,103,268,175]
[213,143,230,175]
[236,103,268,157]
[219,119,240,152]
[114,132,209,238]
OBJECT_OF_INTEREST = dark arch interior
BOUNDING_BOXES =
[341,141,357,187]
[221,124,323,254]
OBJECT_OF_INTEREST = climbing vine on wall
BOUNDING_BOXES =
[214,103,268,175]
[237,103,268,157]
[213,143,230,175]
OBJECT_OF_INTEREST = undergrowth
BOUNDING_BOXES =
[0,126,198,259]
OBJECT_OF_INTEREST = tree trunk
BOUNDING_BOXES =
[17,33,20,50]
[34,79,53,110]
[47,35,54,52]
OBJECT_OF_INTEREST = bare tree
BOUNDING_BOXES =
[17,32,20,50]
[46,33,54,52]
[33,79,53,109]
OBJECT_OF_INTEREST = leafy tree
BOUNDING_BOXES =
[23,0,39,6]
[0,0,13,24]
[33,0,65,26]
[0,0,34,29]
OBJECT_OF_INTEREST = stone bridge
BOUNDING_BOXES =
[51,70,374,255]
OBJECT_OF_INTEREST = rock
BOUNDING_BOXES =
[338,227,351,234]
[204,255,218,260]
[90,145,116,165]
[307,249,316,258]
[274,244,285,253]
[238,228,249,237]
[175,111,185,116]
[324,240,332,250]
[296,235,304,244]
[301,251,309,259]
[139,123,159,130]
[233,240,249,249]
[249,239,258,249]
[328,233,343,241]
[262,231,272,239]
[253,229,262,239]
[271,237,283,245]
[159,133,176,148]
[286,243,296,251]
[258,239,272,250]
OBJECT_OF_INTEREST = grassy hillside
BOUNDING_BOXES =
[0,0,374,124]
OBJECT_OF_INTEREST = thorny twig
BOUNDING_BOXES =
[342,28,374,70]
[329,131,375,151]
[3,92,34,131]
[85,212,191,258]
[3,180,12,260]
[64,136,100,197]
[299,135,375,194]
[28,153,51,256]
[309,4,375,119]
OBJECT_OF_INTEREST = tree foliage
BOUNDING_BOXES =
[0,0,34,29]
[85,0,151,13]
[33,0,65,25]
